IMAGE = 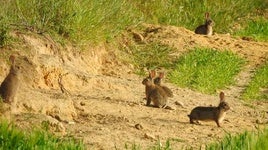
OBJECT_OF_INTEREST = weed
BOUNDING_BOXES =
[168,48,245,94]
[123,42,177,75]
[149,140,172,150]
[206,128,268,150]
[124,142,141,150]
[236,17,268,41]
[0,120,84,150]
[242,62,268,101]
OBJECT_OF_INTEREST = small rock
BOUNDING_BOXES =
[80,102,86,106]
[242,36,254,41]
[164,105,176,110]
[128,103,135,107]
[132,32,144,43]
[225,119,231,123]
[135,123,143,130]
[105,97,111,100]
[144,133,156,140]
[175,101,184,107]
[68,121,76,125]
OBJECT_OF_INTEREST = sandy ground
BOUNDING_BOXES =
[0,24,267,149]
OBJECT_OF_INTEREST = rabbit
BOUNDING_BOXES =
[143,70,156,101]
[153,72,173,98]
[187,92,230,127]
[195,12,214,36]
[0,55,21,104]
[142,70,168,108]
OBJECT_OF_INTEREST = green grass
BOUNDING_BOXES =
[242,62,268,101]
[124,139,177,150]
[0,120,84,150]
[0,0,142,45]
[236,17,268,41]
[206,128,268,150]
[168,48,245,94]
[122,42,177,75]
[0,0,266,45]
[131,0,265,33]
[124,129,268,150]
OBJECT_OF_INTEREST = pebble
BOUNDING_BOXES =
[144,133,156,140]
[175,101,184,107]
[80,102,86,106]
[135,123,143,130]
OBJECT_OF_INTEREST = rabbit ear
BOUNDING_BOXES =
[149,70,156,78]
[158,72,165,79]
[219,92,225,102]
[9,55,16,64]
[205,12,210,19]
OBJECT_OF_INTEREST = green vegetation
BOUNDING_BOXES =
[0,0,266,45]
[236,17,268,41]
[0,120,84,150]
[206,128,268,150]
[124,139,175,150]
[123,42,177,75]
[0,18,9,47]
[242,62,268,101]
[124,128,268,150]
[131,0,265,34]
[0,0,142,45]
[168,48,245,94]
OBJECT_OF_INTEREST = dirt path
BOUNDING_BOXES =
[1,25,267,149]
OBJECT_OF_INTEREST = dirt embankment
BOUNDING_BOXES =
[0,25,267,149]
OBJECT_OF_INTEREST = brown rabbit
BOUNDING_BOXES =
[195,12,214,36]
[142,70,168,108]
[0,55,21,104]
[188,92,230,127]
[153,72,173,98]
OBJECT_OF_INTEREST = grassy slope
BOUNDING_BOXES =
[0,0,267,149]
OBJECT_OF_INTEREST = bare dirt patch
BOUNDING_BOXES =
[0,25,267,149]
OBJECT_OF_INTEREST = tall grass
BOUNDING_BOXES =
[206,128,268,150]
[131,0,265,33]
[124,129,268,150]
[242,62,268,101]
[0,0,266,45]
[168,48,245,94]
[123,42,177,75]
[236,17,268,41]
[0,120,84,149]
[0,0,142,45]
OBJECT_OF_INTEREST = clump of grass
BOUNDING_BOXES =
[206,128,268,150]
[236,17,268,41]
[0,120,84,149]
[0,26,8,47]
[123,142,141,150]
[242,62,268,101]
[123,42,177,75]
[0,17,9,47]
[168,48,245,94]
